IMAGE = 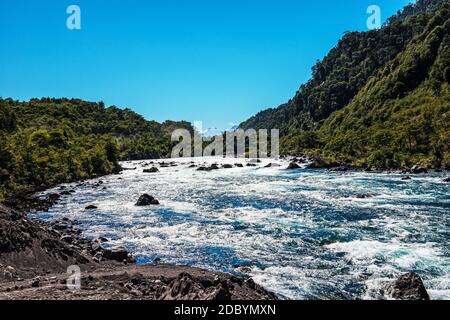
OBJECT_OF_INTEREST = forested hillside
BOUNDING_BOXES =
[240,0,449,169]
[0,98,193,201]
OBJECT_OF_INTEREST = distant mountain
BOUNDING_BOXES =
[240,0,449,169]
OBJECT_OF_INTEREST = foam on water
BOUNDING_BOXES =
[32,157,450,300]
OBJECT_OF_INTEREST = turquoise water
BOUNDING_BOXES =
[33,158,450,300]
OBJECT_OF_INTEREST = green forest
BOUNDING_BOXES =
[0,98,193,201]
[240,0,450,169]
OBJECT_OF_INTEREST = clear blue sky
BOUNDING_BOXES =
[0,0,414,130]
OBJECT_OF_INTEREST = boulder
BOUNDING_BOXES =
[135,194,160,206]
[209,164,220,170]
[287,162,301,170]
[234,163,244,168]
[48,193,61,201]
[264,163,281,168]
[384,272,430,300]
[102,247,130,262]
[410,165,428,174]
[143,167,159,173]
[31,277,40,288]
[197,164,220,171]
[444,177,450,182]
[85,205,98,210]
[222,164,233,169]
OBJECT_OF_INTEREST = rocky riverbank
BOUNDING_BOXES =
[0,197,276,300]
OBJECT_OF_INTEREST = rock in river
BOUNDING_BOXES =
[287,162,301,170]
[135,194,160,206]
[384,272,430,300]
[143,167,159,173]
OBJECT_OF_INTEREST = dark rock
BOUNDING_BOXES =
[102,247,131,262]
[96,237,109,243]
[234,163,244,168]
[31,278,40,288]
[60,235,73,243]
[246,163,257,167]
[143,167,159,173]
[287,162,301,170]
[410,165,428,174]
[209,164,220,170]
[384,272,430,300]
[222,164,233,169]
[355,193,374,199]
[443,177,450,182]
[48,193,61,201]
[329,166,349,172]
[135,194,160,206]
[85,205,98,210]
[402,176,412,181]
[197,164,220,171]
[264,163,281,168]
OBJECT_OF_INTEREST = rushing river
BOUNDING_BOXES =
[31,157,450,300]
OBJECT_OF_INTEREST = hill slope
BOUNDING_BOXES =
[0,98,193,201]
[239,0,449,169]
[283,3,449,169]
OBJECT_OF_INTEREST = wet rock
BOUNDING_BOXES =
[135,194,160,206]
[443,177,450,182]
[402,176,412,181]
[48,193,61,201]
[410,165,428,174]
[197,164,220,171]
[96,237,109,243]
[246,163,257,167]
[102,247,130,262]
[384,272,430,300]
[355,193,374,199]
[85,205,98,210]
[329,166,349,172]
[264,163,281,168]
[234,163,244,168]
[287,162,301,170]
[143,167,159,173]
[222,164,233,169]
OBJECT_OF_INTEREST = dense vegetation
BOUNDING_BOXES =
[0,98,193,201]
[241,0,449,169]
